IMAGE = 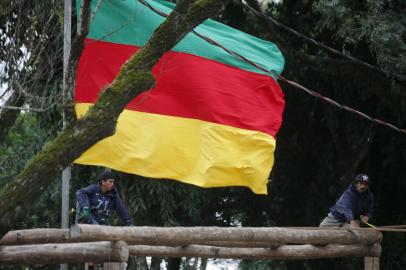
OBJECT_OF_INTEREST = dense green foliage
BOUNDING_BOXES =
[0,0,405,270]
[221,0,406,269]
[313,0,406,77]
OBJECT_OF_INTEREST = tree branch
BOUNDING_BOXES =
[0,0,229,230]
[0,89,25,141]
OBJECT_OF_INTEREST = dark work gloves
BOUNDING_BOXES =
[80,206,91,223]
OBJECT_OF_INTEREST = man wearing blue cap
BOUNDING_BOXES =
[319,174,374,228]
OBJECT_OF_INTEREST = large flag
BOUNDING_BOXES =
[74,0,285,194]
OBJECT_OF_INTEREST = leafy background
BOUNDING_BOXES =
[0,0,405,269]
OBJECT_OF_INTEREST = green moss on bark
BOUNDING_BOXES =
[0,0,229,230]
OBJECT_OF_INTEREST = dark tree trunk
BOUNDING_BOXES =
[325,108,377,189]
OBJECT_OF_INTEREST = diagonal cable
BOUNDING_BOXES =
[233,0,406,87]
[138,0,406,135]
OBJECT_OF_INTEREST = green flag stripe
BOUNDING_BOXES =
[80,0,284,77]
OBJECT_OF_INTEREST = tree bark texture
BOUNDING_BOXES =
[128,244,381,260]
[70,225,382,246]
[0,241,128,265]
[0,0,228,230]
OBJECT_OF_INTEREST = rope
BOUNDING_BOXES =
[278,75,406,134]
[362,220,376,228]
[137,0,406,135]
[362,221,406,232]
[291,226,406,233]
[371,228,406,233]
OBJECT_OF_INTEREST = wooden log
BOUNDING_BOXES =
[0,228,71,245]
[127,243,381,260]
[70,225,382,246]
[198,241,282,248]
[0,241,128,265]
[0,228,280,248]
[365,257,380,270]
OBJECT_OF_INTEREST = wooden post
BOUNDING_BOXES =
[127,244,381,260]
[103,262,128,270]
[70,225,383,246]
[0,241,128,265]
[365,257,380,270]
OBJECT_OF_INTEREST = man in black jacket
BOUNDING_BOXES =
[76,171,134,226]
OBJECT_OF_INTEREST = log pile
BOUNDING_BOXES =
[0,225,382,270]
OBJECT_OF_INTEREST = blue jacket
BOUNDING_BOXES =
[330,184,374,222]
[76,184,134,226]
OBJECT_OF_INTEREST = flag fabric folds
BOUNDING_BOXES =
[74,0,285,194]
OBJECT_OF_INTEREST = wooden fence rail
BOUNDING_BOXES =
[70,224,382,246]
[0,225,383,270]
[128,243,381,260]
[0,241,128,264]
[0,228,71,245]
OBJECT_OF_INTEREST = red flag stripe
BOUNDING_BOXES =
[75,39,284,137]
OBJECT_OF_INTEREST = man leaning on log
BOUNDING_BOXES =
[320,174,374,228]
[76,171,134,270]
[75,171,134,226]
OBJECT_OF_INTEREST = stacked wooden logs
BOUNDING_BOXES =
[0,225,382,269]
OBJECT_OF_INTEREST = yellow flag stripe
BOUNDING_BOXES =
[74,103,276,194]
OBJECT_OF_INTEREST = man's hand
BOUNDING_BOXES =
[80,206,91,223]
[360,215,369,223]
[350,220,360,228]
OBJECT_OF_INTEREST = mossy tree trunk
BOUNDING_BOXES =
[0,0,228,230]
